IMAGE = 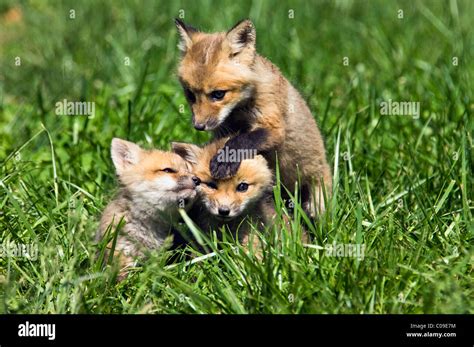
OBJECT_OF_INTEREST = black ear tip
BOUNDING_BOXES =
[175,19,198,33]
[228,18,255,33]
[245,19,255,31]
[171,142,182,152]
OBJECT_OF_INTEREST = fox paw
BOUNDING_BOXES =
[210,154,241,179]
[303,185,327,219]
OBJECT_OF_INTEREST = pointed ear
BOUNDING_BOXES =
[171,142,202,165]
[175,18,197,54]
[111,138,142,175]
[226,19,256,56]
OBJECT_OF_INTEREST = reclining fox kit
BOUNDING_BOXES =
[98,19,331,276]
[97,138,200,274]
[172,139,275,247]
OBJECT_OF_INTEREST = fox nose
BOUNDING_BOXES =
[218,207,230,216]
[194,123,205,131]
[192,176,201,186]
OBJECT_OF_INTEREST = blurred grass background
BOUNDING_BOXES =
[0,0,472,313]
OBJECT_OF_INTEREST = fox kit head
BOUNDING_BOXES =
[111,138,200,212]
[172,140,272,220]
[175,19,257,131]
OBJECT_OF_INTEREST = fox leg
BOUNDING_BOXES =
[116,251,137,281]
[210,128,269,179]
[240,231,263,259]
[105,238,140,281]
[302,180,330,218]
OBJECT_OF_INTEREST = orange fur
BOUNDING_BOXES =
[98,138,199,279]
[176,19,332,216]
[172,139,275,248]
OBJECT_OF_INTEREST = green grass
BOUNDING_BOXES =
[0,0,472,314]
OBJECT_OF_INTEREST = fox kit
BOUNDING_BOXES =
[172,139,274,247]
[175,19,332,216]
[97,138,200,276]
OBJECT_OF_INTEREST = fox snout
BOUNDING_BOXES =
[192,113,219,131]
[178,174,201,190]
[192,176,201,186]
[176,174,200,208]
[218,206,231,216]
[194,122,205,131]
[191,113,204,131]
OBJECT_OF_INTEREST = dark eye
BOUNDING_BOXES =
[184,88,196,103]
[162,168,176,173]
[210,90,226,101]
[236,183,249,192]
[205,181,218,190]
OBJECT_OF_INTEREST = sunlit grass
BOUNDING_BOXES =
[0,0,472,313]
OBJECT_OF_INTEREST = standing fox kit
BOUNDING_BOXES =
[98,138,200,275]
[175,19,332,215]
